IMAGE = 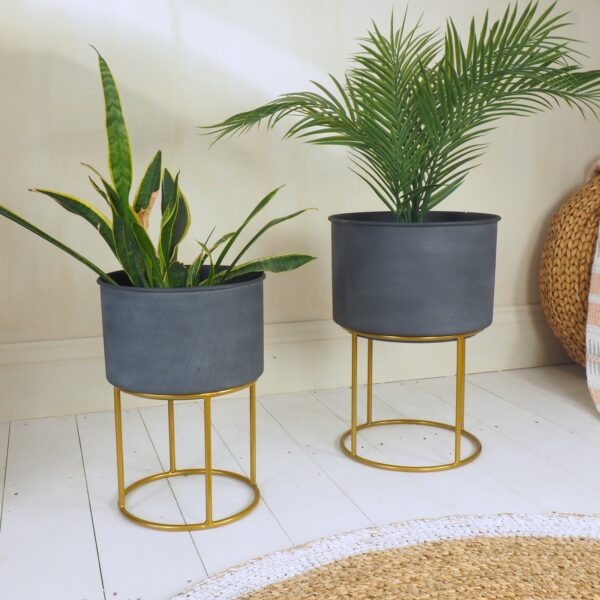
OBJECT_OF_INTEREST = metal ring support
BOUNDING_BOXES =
[114,382,259,531]
[340,329,482,472]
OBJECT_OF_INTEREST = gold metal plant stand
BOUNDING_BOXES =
[340,329,482,472]
[114,381,259,531]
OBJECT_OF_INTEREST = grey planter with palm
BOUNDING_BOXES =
[330,211,500,336]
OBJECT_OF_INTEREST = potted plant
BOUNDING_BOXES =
[205,3,600,337]
[0,51,315,395]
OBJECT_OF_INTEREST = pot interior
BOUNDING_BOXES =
[105,266,264,288]
[329,211,501,226]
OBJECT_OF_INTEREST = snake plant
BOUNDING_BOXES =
[0,51,315,286]
[206,2,600,222]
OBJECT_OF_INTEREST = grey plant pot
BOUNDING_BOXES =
[98,269,264,395]
[330,211,501,337]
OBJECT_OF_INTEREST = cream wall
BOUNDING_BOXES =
[1,0,596,418]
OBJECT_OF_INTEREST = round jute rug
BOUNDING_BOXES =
[174,514,600,600]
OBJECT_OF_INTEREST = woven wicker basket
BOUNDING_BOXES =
[539,176,600,366]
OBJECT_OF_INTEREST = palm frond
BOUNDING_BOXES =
[205,2,600,221]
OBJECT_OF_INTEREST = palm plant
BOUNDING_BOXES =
[206,2,600,222]
[0,51,314,286]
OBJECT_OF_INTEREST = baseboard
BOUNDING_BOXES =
[0,304,570,421]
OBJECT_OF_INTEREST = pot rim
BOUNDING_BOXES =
[97,269,265,293]
[328,210,501,227]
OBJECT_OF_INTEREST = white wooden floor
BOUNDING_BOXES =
[0,364,599,599]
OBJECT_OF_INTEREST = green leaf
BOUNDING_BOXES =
[111,216,148,286]
[31,188,116,254]
[213,254,315,283]
[222,208,314,280]
[0,204,117,284]
[129,217,163,286]
[209,231,235,251]
[185,230,234,286]
[204,2,600,221]
[99,177,161,287]
[157,170,191,284]
[87,175,110,207]
[81,163,114,211]
[214,186,283,269]
[160,168,177,213]
[94,48,132,205]
[168,261,189,287]
[158,170,180,273]
[171,189,191,257]
[186,250,207,287]
[191,240,216,286]
[133,150,162,228]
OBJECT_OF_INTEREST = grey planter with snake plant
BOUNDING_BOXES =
[0,51,315,394]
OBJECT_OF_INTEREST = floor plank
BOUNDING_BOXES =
[469,366,600,448]
[77,408,206,600]
[456,376,600,489]
[0,416,104,599]
[317,384,540,516]
[2,365,598,598]
[139,401,292,576]
[208,394,372,545]
[410,375,600,513]
[262,389,455,523]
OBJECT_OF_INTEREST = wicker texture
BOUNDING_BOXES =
[539,176,600,366]
[241,536,600,599]
[177,514,600,600]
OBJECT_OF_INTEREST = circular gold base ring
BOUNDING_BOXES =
[119,468,260,531]
[340,419,482,473]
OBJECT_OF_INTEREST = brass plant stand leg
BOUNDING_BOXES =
[340,330,482,472]
[114,382,260,531]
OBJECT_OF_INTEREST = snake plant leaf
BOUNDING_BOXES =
[81,162,106,181]
[0,52,315,290]
[87,176,109,205]
[0,204,117,284]
[81,163,114,209]
[185,229,233,286]
[98,175,124,217]
[112,210,162,287]
[168,261,189,287]
[31,188,116,254]
[210,231,235,251]
[158,171,190,278]
[160,168,177,213]
[133,150,162,229]
[185,251,205,287]
[194,240,217,286]
[158,169,179,272]
[94,48,132,205]
[211,254,315,284]
[215,186,283,269]
[130,218,163,286]
[111,216,148,286]
[100,177,162,287]
[222,208,315,279]
[172,189,190,256]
